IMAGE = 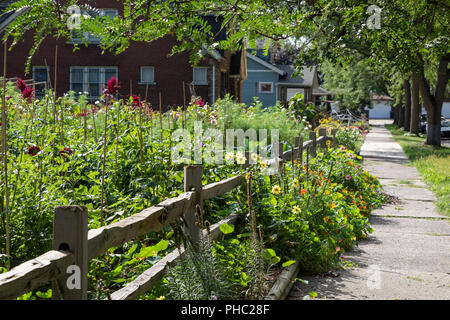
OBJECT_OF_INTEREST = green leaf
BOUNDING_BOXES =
[282,260,296,268]
[136,240,168,258]
[264,248,276,258]
[269,195,277,206]
[219,222,235,234]
[35,289,52,299]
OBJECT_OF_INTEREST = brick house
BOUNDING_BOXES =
[0,0,246,109]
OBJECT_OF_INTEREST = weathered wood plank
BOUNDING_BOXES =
[52,206,88,300]
[87,192,195,260]
[110,214,239,300]
[0,250,74,300]
[202,175,244,200]
[265,261,300,300]
[184,165,203,246]
[302,139,313,148]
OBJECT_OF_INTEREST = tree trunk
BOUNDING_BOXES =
[403,78,411,131]
[398,105,405,128]
[393,104,399,125]
[410,72,420,134]
[417,53,449,146]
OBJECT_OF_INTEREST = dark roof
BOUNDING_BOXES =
[0,0,20,31]
[0,0,17,10]
[276,65,316,87]
[0,10,13,26]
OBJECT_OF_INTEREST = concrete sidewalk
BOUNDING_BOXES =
[287,122,450,300]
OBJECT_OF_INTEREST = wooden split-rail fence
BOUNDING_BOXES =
[0,129,337,300]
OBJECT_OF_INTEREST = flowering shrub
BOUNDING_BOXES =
[317,117,364,153]
[235,147,384,273]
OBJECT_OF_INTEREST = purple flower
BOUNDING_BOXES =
[345,174,351,181]
[340,146,346,151]
[211,295,217,300]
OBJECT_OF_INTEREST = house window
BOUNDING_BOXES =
[259,82,273,94]
[193,67,208,85]
[140,67,155,84]
[32,66,49,98]
[70,66,118,99]
[71,9,118,43]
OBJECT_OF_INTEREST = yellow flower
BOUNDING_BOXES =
[245,171,252,181]
[250,152,258,161]
[260,161,267,169]
[272,185,281,195]
[156,296,165,300]
[292,206,301,214]
[292,179,299,188]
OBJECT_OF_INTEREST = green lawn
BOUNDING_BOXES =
[385,124,450,216]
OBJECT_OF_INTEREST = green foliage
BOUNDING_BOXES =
[319,56,386,112]
[214,95,307,145]
[234,145,384,273]
[288,93,317,124]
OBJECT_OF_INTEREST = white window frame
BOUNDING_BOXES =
[193,67,208,85]
[139,66,156,85]
[70,8,119,44]
[259,81,273,94]
[70,66,118,99]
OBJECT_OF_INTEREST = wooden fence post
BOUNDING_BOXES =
[295,136,303,165]
[330,129,337,147]
[52,205,88,300]
[241,151,250,170]
[309,131,317,157]
[184,165,203,247]
[318,128,327,149]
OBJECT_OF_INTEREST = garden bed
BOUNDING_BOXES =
[0,82,384,300]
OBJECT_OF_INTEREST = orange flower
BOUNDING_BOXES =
[330,203,336,209]
[300,189,307,195]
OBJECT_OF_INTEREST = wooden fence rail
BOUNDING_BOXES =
[0,129,336,300]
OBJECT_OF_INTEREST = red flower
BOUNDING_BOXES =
[131,95,141,107]
[26,146,41,156]
[16,78,27,92]
[22,86,34,102]
[106,77,120,95]
[59,147,73,159]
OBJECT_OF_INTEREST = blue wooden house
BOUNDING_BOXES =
[241,50,330,108]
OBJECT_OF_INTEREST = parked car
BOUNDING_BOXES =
[419,114,450,137]
[419,114,427,133]
[441,119,450,137]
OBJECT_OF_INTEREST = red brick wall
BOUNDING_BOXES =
[0,0,216,110]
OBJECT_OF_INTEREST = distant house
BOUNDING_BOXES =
[241,50,331,108]
[0,1,246,109]
[366,94,393,119]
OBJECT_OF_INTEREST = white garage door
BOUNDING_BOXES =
[368,102,391,119]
